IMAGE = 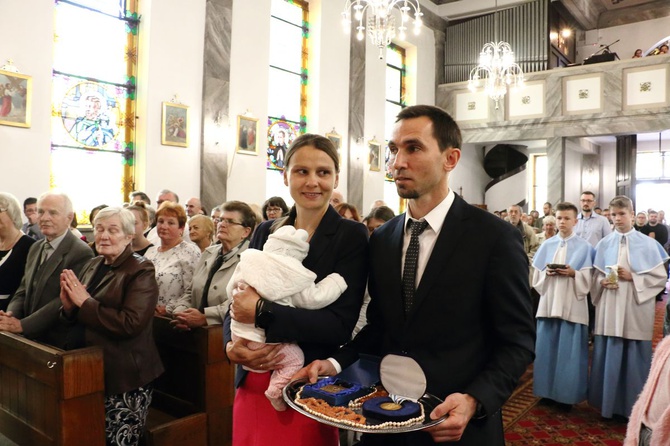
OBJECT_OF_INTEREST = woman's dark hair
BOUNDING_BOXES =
[367,205,395,222]
[335,203,361,222]
[262,196,289,220]
[222,201,257,238]
[89,204,109,225]
[284,134,340,173]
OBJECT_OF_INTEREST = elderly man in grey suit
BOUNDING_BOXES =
[0,191,93,348]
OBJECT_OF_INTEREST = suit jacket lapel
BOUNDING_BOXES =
[25,239,45,299]
[407,195,469,322]
[303,206,340,272]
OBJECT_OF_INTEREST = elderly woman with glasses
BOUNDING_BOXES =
[59,207,164,445]
[262,196,289,221]
[0,192,36,312]
[168,201,256,330]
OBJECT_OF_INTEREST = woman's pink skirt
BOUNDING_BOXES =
[233,371,339,446]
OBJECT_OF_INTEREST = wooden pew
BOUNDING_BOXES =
[0,332,105,446]
[146,317,234,446]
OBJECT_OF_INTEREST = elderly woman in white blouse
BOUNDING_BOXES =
[144,201,201,315]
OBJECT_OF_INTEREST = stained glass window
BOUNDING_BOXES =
[266,0,308,177]
[384,44,406,214]
[51,0,138,223]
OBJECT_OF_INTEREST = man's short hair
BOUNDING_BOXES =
[581,191,596,199]
[23,197,37,210]
[38,191,74,216]
[222,201,257,236]
[555,202,579,216]
[396,105,462,152]
[649,210,658,216]
[130,191,151,205]
[544,202,552,208]
[157,189,179,203]
[610,195,634,212]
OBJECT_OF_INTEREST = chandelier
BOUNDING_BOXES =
[342,1,423,59]
[468,1,524,109]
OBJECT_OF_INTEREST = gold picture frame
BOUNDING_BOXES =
[237,115,259,155]
[368,139,381,171]
[161,102,189,147]
[0,69,32,128]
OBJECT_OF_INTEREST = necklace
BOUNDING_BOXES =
[0,231,21,251]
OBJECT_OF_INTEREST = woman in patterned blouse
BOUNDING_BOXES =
[144,201,200,315]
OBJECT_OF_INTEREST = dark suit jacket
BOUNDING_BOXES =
[8,230,93,348]
[335,195,535,446]
[70,245,164,396]
[225,206,369,387]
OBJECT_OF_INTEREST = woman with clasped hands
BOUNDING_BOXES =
[225,134,369,446]
[59,207,163,446]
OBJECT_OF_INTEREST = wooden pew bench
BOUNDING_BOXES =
[0,332,105,446]
[146,317,234,446]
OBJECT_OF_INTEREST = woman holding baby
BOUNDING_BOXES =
[225,134,369,445]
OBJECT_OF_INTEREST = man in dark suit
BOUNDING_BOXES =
[301,105,535,445]
[0,192,93,348]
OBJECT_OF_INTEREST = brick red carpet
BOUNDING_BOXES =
[502,297,667,445]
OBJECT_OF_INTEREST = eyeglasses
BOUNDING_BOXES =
[580,199,594,203]
[219,218,244,227]
[266,207,282,214]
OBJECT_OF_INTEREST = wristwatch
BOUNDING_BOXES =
[255,298,275,330]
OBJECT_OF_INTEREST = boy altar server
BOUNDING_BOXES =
[589,195,669,419]
[532,202,593,407]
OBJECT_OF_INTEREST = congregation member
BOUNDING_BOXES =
[335,202,362,222]
[146,189,190,244]
[261,196,289,221]
[531,202,593,409]
[624,334,670,446]
[299,105,535,445]
[0,193,36,312]
[0,192,93,347]
[185,197,204,217]
[508,204,539,261]
[129,190,151,205]
[635,211,648,231]
[210,205,222,223]
[21,197,43,240]
[589,195,669,419]
[59,207,163,446]
[168,201,256,330]
[537,215,557,244]
[127,202,153,256]
[641,210,669,300]
[575,191,611,247]
[329,190,344,207]
[188,214,215,252]
[364,205,395,236]
[145,201,200,315]
[226,134,369,446]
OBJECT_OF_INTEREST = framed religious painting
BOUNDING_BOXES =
[326,130,342,163]
[161,102,189,147]
[0,69,32,128]
[368,139,381,172]
[237,115,259,155]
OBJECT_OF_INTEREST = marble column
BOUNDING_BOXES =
[200,0,233,212]
[546,137,564,205]
[346,23,366,211]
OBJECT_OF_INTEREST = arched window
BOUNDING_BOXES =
[384,43,406,214]
[265,0,308,203]
[51,0,138,223]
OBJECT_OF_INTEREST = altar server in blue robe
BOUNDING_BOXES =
[532,202,593,407]
[589,195,669,419]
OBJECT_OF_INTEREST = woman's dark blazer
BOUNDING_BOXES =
[225,205,369,387]
[73,245,164,396]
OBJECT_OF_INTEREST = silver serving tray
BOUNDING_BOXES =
[282,377,447,434]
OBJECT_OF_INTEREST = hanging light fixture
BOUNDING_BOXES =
[342,0,423,59]
[468,0,524,110]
